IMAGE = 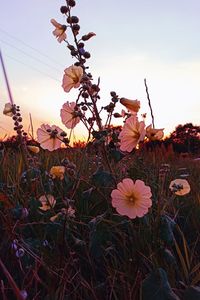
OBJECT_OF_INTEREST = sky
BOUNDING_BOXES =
[0,0,200,140]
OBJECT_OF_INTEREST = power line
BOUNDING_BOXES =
[0,27,65,68]
[4,53,61,82]
[0,38,63,73]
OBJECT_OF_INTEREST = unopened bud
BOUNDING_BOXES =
[113,113,122,118]
[16,248,25,258]
[68,0,76,7]
[82,32,96,41]
[60,6,69,14]
[71,16,79,23]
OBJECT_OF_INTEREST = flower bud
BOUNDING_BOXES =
[82,92,89,98]
[120,98,140,113]
[82,32,96,41]
[83,52,91,59]
[110,91,117,97]
[20,290,28,300]
[113,113,122,118]
[60,6,69,14]
[60,131,67,137]
[16,248,25,258]
[71,16,79,23]
[91,84,100,92]
[72,24,80,32]
[68,0,76,7]
[71,50,78,56]
[67,44,75,51]
[78,42,84,48]
[67,16,72,23]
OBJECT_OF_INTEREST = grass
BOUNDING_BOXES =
[0,141,200,299]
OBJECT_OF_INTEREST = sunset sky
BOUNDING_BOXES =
[0,0,200,140]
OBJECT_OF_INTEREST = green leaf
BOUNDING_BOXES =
[92,167,114,188]
[109,149,124,162]
[163,248,177,265]
[142,268,180,300]
[160,215,176,245]
[89,220,111,259]
[183,286,200,300]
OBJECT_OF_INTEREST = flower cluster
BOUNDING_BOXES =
[119,98,164,152]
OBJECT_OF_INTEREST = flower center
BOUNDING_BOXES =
[127,193,137,205]
[172,183,183,192]
[73,75,80,84]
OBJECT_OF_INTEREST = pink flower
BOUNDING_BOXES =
[3,103,14,117]
[120,98,140,113]
[111,178,152,219]
[121,109,127,118]
[62,65,83,93]
[50,19,67,43]
[37,124,64,151]
[39,194,56,211]
[146,125,164,141]
[119,116,146,152]
[60,101,81,129]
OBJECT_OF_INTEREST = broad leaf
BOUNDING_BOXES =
[142,268,180,300]
[183,286,200,300]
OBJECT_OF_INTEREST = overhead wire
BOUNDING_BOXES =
[0,28,65,138]
[3,53,61,82]
[0,38,63,74]
[0,27,65,68]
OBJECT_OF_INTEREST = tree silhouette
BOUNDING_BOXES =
[168,123,200,153]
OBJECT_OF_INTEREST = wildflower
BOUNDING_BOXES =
[111,178,152,219]
[16,248,25,258]
[50,19,67,43]
[39,194,56,211]
[146,124,164,141]
[3,103,14,117]
[169,179,190,196]
[36,124,64,151]
[60,101,81,129]
[20,290,28,300]
[119,116,146,152]
[120,98,140,113]
[62,65,83,93]
[67,206,75,217]
[50,166,65,180]
[11,239,18,251]
[27,145,40,153]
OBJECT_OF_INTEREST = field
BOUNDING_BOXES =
[1,1,200,299]
[0,141,200,299]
